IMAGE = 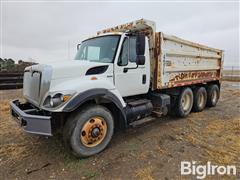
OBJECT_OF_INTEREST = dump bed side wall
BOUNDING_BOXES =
[154,32,223,89]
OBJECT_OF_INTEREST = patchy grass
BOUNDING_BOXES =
[0,103,9,112]
[63,153,88,169]
[63,154,98,179]
[0,100,10,116]
[126,138,140,151]
[0,143,28,165]
[203,118,240,165]
[82,170,99,179]
[127,141,139,152]
[176,118,240,166]
[135,166,155,180]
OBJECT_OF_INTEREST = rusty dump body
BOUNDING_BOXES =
[154,33,223,90]
[98,19,224,90]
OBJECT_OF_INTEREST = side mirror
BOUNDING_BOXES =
[136,34,145,55]
[136,55,145,65]
[77,44,81,50]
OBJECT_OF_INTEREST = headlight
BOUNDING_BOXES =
[43,92,74,108]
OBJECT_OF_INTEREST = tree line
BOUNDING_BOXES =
[0,58,37,72]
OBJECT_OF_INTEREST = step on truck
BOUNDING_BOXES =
[10,19,223,157]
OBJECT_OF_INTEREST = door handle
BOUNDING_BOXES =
[123,68,128,73]
[142,74,146,84]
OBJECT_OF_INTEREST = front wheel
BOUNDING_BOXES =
[63,105,114,157]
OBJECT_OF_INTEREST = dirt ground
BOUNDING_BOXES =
[0,81,239,180]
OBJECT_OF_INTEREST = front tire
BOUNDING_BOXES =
[63,105,114,158]
[175,87,193,117]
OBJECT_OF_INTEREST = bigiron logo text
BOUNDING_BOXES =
[181,161,237,179]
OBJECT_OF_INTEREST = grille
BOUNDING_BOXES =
[23,65,52,106]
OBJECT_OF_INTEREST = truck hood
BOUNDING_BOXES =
[44,60,111,79]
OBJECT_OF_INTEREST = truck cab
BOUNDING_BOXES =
[10,19,222,157]
[74,32,150,97]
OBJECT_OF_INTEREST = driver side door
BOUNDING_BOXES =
[114,36,148,97]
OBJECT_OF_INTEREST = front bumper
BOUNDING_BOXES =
[10,100,52,136]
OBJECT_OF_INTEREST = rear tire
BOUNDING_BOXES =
[206,84,220,107]
[192,87,207,112]
[175,87,193,117]
[63,105,114,158]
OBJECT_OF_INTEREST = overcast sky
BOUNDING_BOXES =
[1,1,239,66]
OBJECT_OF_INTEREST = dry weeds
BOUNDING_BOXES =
[135,166,155,180]
[0,100,10,115]
[0,143,29,165]
[177,118,240,166]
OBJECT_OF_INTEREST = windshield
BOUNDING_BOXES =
[74,35,120,63]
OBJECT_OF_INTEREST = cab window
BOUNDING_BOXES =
[87,46,100,60]
[118,38,128,66]
[118,36,137,66]
[129,37,137,62]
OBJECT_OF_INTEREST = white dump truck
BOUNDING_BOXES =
[10,19,223,157]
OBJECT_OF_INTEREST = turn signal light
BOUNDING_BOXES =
[91,76,98,80]
[63,95,71,102]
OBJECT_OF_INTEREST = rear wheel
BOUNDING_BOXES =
[175,87,193,117]
[192,87,207,112]
[206,84,220,107]
[63,105,114,157]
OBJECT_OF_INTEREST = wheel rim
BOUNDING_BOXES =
[181,93,191,112]
[80,116,107,148]
[198,92,205,108]
[212,90,218,104]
